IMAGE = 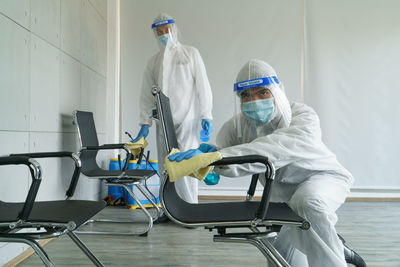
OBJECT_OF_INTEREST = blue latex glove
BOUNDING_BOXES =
[201,119,212,135]
[131,125,149,143]
[199,143,217,153]
[168,149,203,162]
[204,170,220,185]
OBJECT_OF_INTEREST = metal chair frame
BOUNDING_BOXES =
[152,87,310,267]
[1,153,105,267]
[73,110,161,236]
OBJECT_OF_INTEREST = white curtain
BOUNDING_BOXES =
[305,0,400,190]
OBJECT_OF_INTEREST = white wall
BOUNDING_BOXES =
[0,0,110,264]
[120,0,303,196]
[121,1,400,198]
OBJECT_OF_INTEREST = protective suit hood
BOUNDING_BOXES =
[235,59,292,130]
[152,13,180,50]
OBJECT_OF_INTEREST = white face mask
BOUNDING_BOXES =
[242,98,275,124]
[158,33,174,47]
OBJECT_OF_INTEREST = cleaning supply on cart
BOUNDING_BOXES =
[125,157,161,209]
[108,157,125,205]
[148,159,159,174]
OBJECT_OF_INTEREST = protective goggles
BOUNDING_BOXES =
[234,76,279,92]
[151,19,175,29]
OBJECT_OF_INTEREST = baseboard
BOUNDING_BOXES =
[198,195,400,202]
[3,239,53,267]
[346,197,400,202]
[199,186,400,200]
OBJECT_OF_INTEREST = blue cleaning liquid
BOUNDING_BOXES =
[200,129,210,142]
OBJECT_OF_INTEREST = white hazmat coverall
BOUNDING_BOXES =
[216,59,354,266]
[139,13,213,204]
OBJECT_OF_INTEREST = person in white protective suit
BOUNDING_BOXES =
[168,59,366,266]
[133,13,213,204]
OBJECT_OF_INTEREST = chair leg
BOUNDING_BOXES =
[254,236,290,267]
[135,183,162,219]
[214,233,290,267]
[122,184,153,235]
[67,231,104,267]
[250,227,290,266]
[0,236,55,267]
[76,183,154,236]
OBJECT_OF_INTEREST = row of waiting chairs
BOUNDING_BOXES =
[0,111,162,266]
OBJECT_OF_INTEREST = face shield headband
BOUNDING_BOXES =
[151,19,175,29]
[233,76,280,93]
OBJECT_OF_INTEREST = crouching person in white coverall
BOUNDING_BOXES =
[169,59,363,266]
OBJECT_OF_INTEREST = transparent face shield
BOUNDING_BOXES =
[233,76,291,138]
[152,19,178,50]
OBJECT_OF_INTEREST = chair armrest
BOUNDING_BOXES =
[0,156,42,221]
[102,143,126,148]
[210,155,275,222]
[11,151,77,159]
[0,155,32,166]
[10,152,81,199]
[81,144,132,171]
[246,174,260,201]
[83,144,125,150]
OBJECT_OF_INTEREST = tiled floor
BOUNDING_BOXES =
[18,201,400,266]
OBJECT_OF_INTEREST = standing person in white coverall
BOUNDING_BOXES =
[132,13,213,205]
[168,59,366,266]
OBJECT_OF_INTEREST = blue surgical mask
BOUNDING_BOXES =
[242,98,275,124]
[158,34,171,47]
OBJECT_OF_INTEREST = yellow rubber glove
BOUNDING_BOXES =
[164,148,222,182]
[124,137,148,156]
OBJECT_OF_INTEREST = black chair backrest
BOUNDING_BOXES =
[74,111,101,173]
[74,111,100,147]
[155,90,195,215]
[157,91,179,152]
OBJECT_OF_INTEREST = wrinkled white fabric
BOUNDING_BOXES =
[216,102,354,267]
[139,13,213,203]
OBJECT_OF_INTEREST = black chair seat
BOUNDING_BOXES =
[83,169,156,179]
[0,200,106,228]
[166,201,305,224]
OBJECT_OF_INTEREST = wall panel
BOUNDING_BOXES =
[0,0,30,28]
[0,1,109,263]
[30,34,60,132]
[81,65,107,133]
[89,0,107,21]
[30,132,66,200]
[81,0,107,76]
[0,131,29,202]
[60,0,81,60]
[0,15,30,131]
[30,0,60,47]
[60,51,81,132]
